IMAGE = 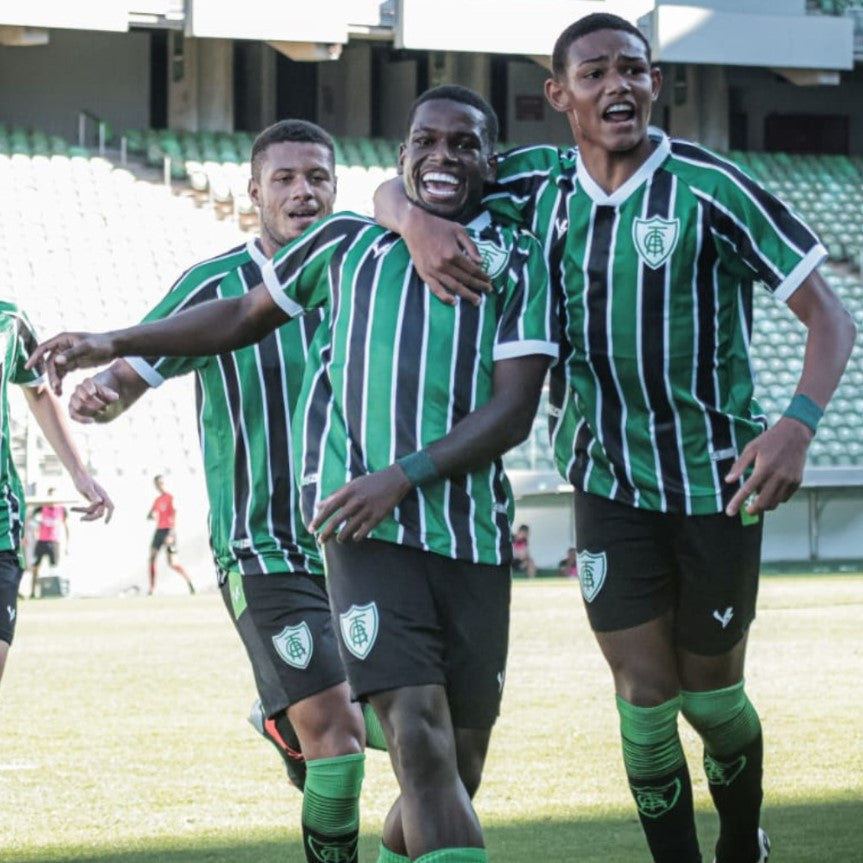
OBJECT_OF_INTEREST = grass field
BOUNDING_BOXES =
[2,576,861,862]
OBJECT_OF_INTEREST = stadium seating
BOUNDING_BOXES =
[3,127,861,480]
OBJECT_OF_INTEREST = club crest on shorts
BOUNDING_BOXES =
[576,550,607,603]
[632,216,680,269]
[631,777,682,819]
[272,622,313,670]
[474,239,509,281]
[339,602,379,660]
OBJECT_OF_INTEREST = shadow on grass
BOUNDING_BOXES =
[6,799,862,863]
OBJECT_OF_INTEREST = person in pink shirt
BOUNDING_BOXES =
[28,487,69,597]
[147,475,194,595]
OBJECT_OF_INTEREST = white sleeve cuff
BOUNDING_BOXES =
[126,356,164,388]
[262,260,305,318]
[773,244,828,303]
[493,339,559,362]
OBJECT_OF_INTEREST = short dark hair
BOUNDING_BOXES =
[552,13,652,78]
[406,85,499,150]
[251,119,335,181]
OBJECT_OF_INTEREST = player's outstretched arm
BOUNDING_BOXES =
[69,361,149,424]
[725,271,857,516]
[374,177,491,306]
[312,353,550,542]
[23,384,114,522]
[27,285,289,395]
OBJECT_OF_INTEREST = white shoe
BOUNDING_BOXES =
[712,828,770,863]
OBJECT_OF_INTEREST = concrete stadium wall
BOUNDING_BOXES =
[0,28,150,141]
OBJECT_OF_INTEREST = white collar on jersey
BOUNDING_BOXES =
[575,127,671,207]
[247,237,269,268]
[464,210,492,233]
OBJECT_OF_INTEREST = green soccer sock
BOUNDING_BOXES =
[375,842,410,863]
[681,683,764,863]
[414,848,487,863]
[301,752,365,863]
[363,701,389,751]
[617,694,701,863]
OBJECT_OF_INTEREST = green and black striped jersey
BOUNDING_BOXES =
[262,210,558,565]
[486,129,826,515]
[0,302,42,557]
[128,239,324,576]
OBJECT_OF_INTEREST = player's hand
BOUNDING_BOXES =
[26,332,118,396]
[724,418,812,516]
[311,465,413,543]
[69,377,120,424]
[69,472,114,523]
[402,207,492,307]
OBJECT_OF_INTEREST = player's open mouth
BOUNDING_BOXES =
[289,210,317,221]
[603,102,635,123]
[421,171,461,200]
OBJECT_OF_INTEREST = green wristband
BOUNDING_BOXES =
[782,393,823,434]
[396,451,439,487]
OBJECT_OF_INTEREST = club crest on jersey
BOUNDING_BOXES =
[632,216,680,269]
[576,550,607,603]
[272,622,313,670]
[474,240,509,281]
[339,602,379,660]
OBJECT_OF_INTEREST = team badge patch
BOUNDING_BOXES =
[272,622,314,670]
[704,753,747,787]
[339,602,379,660]
[632,216,680,269]
[307,833,358,862]
[474,239,509,280]
[631,778,682,819]
[576,550,607,603]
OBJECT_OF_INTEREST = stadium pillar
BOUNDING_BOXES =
[167,34,234,132]
[666,63,729,153]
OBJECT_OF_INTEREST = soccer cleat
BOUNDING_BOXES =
[247,698,306,792]
[713,828,770,863]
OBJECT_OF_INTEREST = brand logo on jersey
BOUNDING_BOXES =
[632,216,680,269]
[631,777,682,819]
[712,606,734,629]
[704,752,747,787]
[302,473,318,486]
[272,622,314,670]
[492,502,508,515]
[231,538,252,550]
[371,237,394,260]
[307,833,358,862]
[339,602,379,660]
[555,217,569,238]
[497,669,506,693]
[474,240,509,281]
[576,550,607,603]
[7,605,15,623]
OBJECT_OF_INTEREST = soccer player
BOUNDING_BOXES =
[27,487,69,598]
[30,85,558,863]
[146,474,194,595]
[372,14,856,863]
[63,120,379,863]
[0,301,112,689]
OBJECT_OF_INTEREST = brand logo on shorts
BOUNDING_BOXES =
[474,239,509,281]
[712,606,734,629]
[272,622,314,670]
[339,602,379,660]
[704,752,747,787]
[576,550,607,603]
[631,777,682,819]
[7,604,14,622]
[307,833,358,862]
[633,216,680,269]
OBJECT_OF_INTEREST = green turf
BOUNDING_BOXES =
[2,576,861,862]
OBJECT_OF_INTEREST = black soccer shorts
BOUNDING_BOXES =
[324,538,511,729]
[573,489,763,655]
[220,570,347,716]
[0,550,23,645]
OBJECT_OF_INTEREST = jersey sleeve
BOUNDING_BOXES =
[492,230,559,362]
[11,306,45,387]
[126,257,243,386]
[261,213,366,315]
[482,145,562,232]
[704,163,827,303]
